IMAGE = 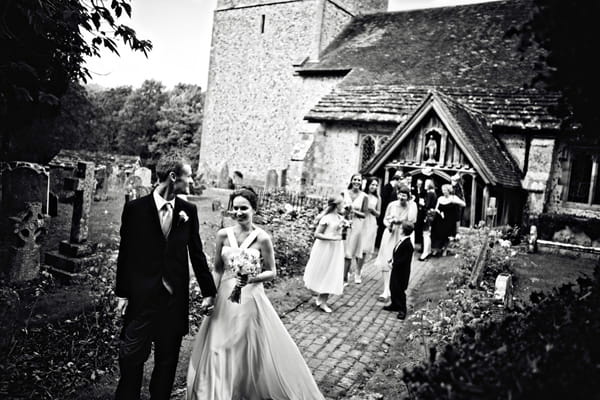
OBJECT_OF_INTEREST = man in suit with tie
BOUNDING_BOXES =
[114,154,217,400]
[383,221,414,320]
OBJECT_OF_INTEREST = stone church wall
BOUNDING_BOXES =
[200,1,320,186]
[497,133,527,172]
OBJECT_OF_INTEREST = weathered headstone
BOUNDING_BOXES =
[527,225,538,253]
[1,162,49,215]
[217,163,229,189]
[93,165,109,201]
[48,192,58,217]
[5,202,49,282]
[493,273,514,308]
[265,169,278,190]
[44,162,99,282]
[134,167,152,187]
[64,162,96,244]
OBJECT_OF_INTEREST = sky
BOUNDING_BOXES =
[85,0,501,90]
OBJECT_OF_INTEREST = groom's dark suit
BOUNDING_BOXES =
[115,193,216,400]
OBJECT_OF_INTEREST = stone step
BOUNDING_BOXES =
[44,250,100,273]
[41,264,86,284]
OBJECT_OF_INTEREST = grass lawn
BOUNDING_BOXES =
[510,252,597,303]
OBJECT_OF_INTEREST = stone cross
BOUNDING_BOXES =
[63,162,95,244]
[7,202,48,282]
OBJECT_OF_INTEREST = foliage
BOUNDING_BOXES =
[511,0,600,143]
[116,79,168,158]
[88,85,133,152]
[407,230,519,353]
[4,83,99,163]
[0,253,121,399]
[149,84,204,168]
[0,0,152,160]
[536,212,600,242]
[403,262,600,400]
[257,192,322,281]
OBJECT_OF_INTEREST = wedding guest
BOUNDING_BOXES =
[412,178,426,249]
[362,177,381,259]
[303,195,345,313]
[419,179,438,261]
[450,173,465,238]
[383,221,415,320]
[374,184,417,302]
[343,173,369,284]
[375,170,402,247]
[431,184,466,256]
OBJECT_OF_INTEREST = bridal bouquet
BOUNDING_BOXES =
[228,251,260,303]
[341,205,353,240]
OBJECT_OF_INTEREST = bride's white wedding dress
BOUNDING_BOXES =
[187,227,325,400]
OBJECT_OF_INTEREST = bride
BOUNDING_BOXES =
[187,187,325,400]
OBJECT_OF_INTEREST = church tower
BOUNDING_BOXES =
[199,0,388,187]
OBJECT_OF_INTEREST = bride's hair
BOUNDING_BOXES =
[230,186,258,210]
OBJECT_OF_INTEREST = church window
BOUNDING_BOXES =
[567,150,600,205]
[261,15,265,33]
[360,136,376,168]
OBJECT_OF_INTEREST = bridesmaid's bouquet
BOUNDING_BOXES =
[341,205,353,240]
[228,251,260,303]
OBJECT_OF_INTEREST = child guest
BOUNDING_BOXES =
[383,221,415,320]
[303,196,345,313]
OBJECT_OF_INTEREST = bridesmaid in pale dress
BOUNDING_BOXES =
[303,195,345,313]
[343,173,369,284]
[362,177,380,259]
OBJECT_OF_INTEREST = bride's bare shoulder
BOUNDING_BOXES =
[255,228,272,243]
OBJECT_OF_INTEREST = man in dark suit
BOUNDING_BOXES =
[375,170,402,248]
[114,155,217,400]
[383,221,414,320]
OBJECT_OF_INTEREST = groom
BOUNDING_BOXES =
[114,154,217,400]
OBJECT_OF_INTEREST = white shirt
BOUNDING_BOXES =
[153,189,175,215]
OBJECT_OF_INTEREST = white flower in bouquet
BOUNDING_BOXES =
[228,251,260,303]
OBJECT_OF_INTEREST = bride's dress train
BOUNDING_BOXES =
[187,227,324,400]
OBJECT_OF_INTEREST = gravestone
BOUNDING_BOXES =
[44,162,99,282]
[48,192,58,217]
[217,163,229,189]
[93,165,109,201]
[265,169,278,191]
[493,273,514,308]
[5,202,49,282]
[134,167,152,187]
[1,162,49,215]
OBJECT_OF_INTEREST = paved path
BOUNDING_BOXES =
[281,254,437,399]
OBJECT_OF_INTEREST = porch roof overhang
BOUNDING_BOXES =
[362,91,523,189]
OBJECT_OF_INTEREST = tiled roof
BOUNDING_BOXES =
[363,91,523,188]
[299,0,544,88]
[436,92,523,188]
[305,85,562,130]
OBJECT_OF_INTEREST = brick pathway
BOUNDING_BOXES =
[281,254,438,399]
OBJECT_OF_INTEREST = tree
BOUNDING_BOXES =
[8,83,97,163]
[0,0,152,160]
[149,84,204,168]
[88,85,133,152]
[512,0,600,143]
[116,80,167,158]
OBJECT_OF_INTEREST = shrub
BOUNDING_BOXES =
[403,261,600,400]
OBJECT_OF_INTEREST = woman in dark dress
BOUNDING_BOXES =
[431,184,465,256]
[419,179,437,261]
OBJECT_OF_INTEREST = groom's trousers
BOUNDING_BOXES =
[115,286,183,400]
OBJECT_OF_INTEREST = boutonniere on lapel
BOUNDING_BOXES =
[178,210,189,226]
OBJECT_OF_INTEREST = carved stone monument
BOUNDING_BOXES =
[44,162,99,282]
[134,167,152,187]
[5,202,49,282]
[1,162,50,214]
[265,169,278,191]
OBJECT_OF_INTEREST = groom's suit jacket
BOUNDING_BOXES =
[115,193,217,335]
